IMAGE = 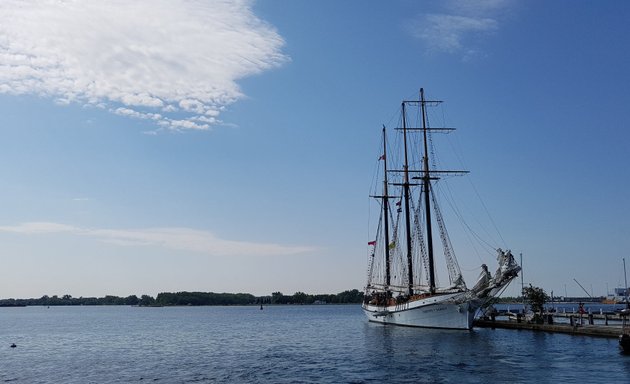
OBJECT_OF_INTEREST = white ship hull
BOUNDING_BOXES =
[362,292,479,330]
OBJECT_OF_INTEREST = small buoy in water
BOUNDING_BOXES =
[10,343,16,348]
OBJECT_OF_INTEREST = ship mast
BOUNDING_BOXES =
[420,88,437,293]
[402,102,414,296]
[397,89,463,296]
[381,126,392,290]
[370,127,393,292]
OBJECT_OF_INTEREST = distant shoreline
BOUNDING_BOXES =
[0,289,364,307]
[2,292,614,308]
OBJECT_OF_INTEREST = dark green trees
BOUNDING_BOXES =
[522,284,549,322]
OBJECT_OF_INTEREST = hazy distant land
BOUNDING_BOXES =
[0,289,364,307]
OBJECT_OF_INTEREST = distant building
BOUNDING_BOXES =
[603,288,630,304]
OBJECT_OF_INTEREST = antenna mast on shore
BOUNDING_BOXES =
[624,258,629,308]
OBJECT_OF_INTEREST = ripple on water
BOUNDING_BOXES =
[1,306,629,383]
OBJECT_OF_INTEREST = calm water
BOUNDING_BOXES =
[1,305,629,383]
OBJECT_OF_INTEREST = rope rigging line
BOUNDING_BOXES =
[430,186,462,285]
[435,179,495,264]
[467,176,507,248]
[410,189,431,287]
[365,210,384,286]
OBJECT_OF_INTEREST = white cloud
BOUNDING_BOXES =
[408,0,512,57]
[112,107,162,121]
[447,0,513,16]
[0,222,79,234]
[0,0,288,131]
[0,222,315,257]
[413,14,498,54]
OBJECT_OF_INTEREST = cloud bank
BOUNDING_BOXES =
[408,0,513,57]
[0,0,288,131]
[0,222,314,257]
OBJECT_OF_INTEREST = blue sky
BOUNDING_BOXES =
[0,0,628,299]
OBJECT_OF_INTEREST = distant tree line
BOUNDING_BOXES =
[0,294,156,307]
[0,289,364,307]
[267,289,363,305]
[155,292,256,306]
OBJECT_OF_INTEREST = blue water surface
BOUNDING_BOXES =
[1,305,629,383]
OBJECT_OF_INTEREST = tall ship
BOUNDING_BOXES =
[362,88,521,330]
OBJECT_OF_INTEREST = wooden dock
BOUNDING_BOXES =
[474,318,623,338]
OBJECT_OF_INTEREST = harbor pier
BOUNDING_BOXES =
[474,315,623,338]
